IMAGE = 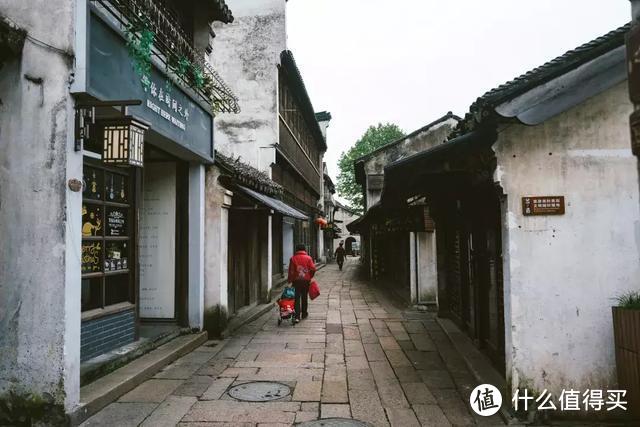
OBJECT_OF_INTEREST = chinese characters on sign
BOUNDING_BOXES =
[470,386,627,416]
[522,196,565,216]
[512,389,627,412]
[142,76,189,131]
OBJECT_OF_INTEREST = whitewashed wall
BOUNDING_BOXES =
[0,0,81,413]
[494,81,640,396]
[209,0,287,175]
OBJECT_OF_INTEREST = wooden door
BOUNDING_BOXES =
[475,189,506,372]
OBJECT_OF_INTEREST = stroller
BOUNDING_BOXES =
[277,286,297,326]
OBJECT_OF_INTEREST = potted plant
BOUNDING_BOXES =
[612,291,640,418]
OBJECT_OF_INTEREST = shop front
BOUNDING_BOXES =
[77,3,220,362]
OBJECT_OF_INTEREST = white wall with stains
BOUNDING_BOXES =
[0,0,81,413]
[494,81,640,396]
[209,0,287,175]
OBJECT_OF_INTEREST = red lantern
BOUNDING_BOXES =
[315,217,328,228]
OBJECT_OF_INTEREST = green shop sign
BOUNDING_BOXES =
[87,12,213,162]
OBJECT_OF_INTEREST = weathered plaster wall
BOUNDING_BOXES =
[363,118,457,209]
[494,82,640,396]
[0,0,81,412]
[210,0,287,174]
[363,118,457,177]
[333,206,360,249]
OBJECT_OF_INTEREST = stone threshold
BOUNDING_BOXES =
[80,325,186,386]
[222,263,327,339]
[70,332,214,426]
[436,317,522,425]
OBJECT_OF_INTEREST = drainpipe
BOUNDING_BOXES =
[631,0,640,21]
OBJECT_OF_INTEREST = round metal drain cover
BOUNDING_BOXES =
[228,381,291,402]
[297,419,371,427]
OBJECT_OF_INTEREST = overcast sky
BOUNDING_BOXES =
[286,0,630,184]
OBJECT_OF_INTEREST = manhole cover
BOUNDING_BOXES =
[227,381,291,402]
[297,419,371,427]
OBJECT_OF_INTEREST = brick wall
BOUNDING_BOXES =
[81,308,135,362]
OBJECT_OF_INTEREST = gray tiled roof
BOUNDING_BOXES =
[454,23,630,136]
[215,151,283,197]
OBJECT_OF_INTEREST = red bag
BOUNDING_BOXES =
[309,279,320,300]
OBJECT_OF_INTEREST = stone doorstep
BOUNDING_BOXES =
[70,331,214,426]
[80,326,187,386]
[435,317,521,426]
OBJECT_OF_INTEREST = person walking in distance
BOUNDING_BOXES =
[335,242,346,271]
[287,244,316,323]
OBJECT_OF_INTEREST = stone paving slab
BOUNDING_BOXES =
[174,375,214,397]
[80,402,158,427]
[140,396,197,427]
[82,259,504,426]
[385,407,421,427]
[201,377,235,400]
[119,379,184,403]
[182,401,300,423]
[321,403,351,418]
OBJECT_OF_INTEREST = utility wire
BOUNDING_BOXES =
[25,34,74,58]
[4,15,73,58]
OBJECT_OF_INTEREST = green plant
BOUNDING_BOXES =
[0,391,66,426]
[125,20,155,88]
[337,123,406,213]
[190,63,205,89]
[615,290,640,309]
[203,305,228,338]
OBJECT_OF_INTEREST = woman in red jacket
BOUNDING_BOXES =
[287,244,316,322]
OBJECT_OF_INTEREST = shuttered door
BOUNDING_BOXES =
[446,226,464,326]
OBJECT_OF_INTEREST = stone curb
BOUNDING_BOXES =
[435,317,523,426]
[70,331,219,426]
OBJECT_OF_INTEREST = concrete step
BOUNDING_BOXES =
[71,332,209,425]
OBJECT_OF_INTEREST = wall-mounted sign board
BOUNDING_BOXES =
[522,196,565,216]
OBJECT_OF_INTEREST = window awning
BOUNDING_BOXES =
[236,185,308,220]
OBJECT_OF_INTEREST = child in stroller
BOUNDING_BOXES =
[277,286,297,326]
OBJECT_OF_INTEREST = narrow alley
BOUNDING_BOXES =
[80,258,502,426]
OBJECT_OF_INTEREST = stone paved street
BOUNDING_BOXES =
[81,258,505,426]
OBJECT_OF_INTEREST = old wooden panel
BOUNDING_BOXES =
[612,307,640,417]
[367,174,384,190]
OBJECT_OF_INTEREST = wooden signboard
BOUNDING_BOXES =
[522,196,565,216]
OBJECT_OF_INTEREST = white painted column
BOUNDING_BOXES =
[318,227,325,263]
[64,112,83,411]
[218,192,231,311]
[188,163,205,329]
[204,188,231,315]
[416,231,438,307]
[409,232,417,304]
[267,213,273,295]
[283,218,294,273]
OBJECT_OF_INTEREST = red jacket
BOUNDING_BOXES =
[288,250,316,283]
